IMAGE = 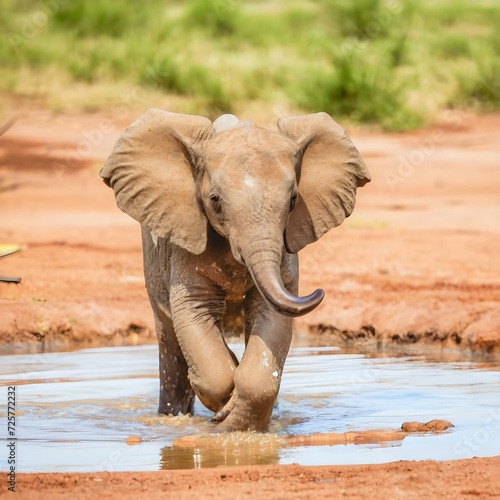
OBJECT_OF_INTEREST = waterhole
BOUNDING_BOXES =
[0,343,498,472]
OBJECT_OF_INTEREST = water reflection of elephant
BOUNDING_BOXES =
[161,435,282,469]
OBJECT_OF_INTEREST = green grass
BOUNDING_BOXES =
[1,0,500,128]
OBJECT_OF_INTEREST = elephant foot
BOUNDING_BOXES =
[211,408,231,424]
[209,391,274,432]
[158,388,195,416]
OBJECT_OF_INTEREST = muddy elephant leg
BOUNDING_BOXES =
[153,306,195,415]
[141,226,195,415]
[214,291,293,431]
[214,254,297,432]
[170,292,239,413]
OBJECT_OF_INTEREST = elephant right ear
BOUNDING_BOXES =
[100,109,214,255]
[278,112,371,254]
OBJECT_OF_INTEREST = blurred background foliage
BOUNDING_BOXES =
[1,0,500,129]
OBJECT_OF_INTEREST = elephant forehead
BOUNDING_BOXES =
[205,127,299,172]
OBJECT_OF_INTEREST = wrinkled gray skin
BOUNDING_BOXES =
[100,110,370,431]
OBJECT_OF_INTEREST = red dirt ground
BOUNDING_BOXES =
[11,457,500,500]
[1,109,499,498]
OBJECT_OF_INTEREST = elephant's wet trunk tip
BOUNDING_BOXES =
[246,259,325,317]
[240,242,326,317]
[271,287,325,317]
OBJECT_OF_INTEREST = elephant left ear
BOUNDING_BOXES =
[99,109,214,255]
[278,112,371,254]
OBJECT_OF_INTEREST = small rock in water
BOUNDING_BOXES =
[401,420,454,432]
[126,435,143,446]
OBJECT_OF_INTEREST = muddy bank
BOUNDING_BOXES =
[1,109,500,499]
[1,111,499,355]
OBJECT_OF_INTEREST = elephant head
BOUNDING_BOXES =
[100,109,370,317]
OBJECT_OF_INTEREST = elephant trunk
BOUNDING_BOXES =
[242,246,324,317]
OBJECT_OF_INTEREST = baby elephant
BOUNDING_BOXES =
[100,110,370,431]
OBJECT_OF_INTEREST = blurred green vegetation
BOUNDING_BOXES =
[2,0,500,129]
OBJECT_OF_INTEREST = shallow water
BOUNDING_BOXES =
[0,343,499,472]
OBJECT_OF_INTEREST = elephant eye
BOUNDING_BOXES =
[210,193,222,214]
[289,194,297,212]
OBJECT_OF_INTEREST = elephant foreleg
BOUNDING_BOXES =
[170,292,238,414]
[141,226,194,415]
[154,307,195,415]
[213,290,293,431]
